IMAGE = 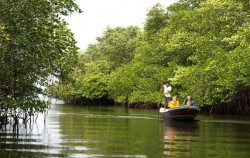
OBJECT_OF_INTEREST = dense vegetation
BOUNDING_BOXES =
[1,0,248,117]
[0,0,81,129]
[52,0,249,114]
[52,0,250,113]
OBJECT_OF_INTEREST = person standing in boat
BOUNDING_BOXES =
[161,81,172,109]
[168,96,180,108]
[182,96,195,107]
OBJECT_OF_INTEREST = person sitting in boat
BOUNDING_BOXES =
[168,96,179,108]
[182,96,195,107]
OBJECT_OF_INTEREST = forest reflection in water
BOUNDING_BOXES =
[162,115,250,158]
[0,105,249,158]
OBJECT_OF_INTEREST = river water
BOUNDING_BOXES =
[0,104,249,158]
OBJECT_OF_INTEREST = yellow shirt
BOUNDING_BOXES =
[168,101,179,108]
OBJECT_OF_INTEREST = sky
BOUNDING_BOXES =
[66,0,178,50]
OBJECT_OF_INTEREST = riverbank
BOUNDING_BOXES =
[57,85,250,115]
[62,97,250,115]
[200,103,250,115]
[127,102,249,115]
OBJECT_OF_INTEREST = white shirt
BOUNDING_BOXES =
[163,85,172,97]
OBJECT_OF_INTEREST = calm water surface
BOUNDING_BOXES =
[0,104,249,158]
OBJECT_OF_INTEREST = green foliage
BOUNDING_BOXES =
[144,3,169,35]
[0,0,80,124]
[54,0,249,111]
[51,26,139,102]
[171,0,250,105]
[96,26,139,69]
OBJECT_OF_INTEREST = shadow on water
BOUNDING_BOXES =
[162,120,200,157]
[163,120,200,132]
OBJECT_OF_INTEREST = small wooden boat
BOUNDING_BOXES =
[159,106,200,121]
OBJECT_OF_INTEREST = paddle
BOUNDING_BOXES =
[158,80,166,117]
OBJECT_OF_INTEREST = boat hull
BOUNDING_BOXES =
[159,106,200,121]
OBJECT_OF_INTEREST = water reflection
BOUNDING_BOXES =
[1,105,250,158]
[163,120,199,157]
[56,105,161,158]
[0,105,64,157]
